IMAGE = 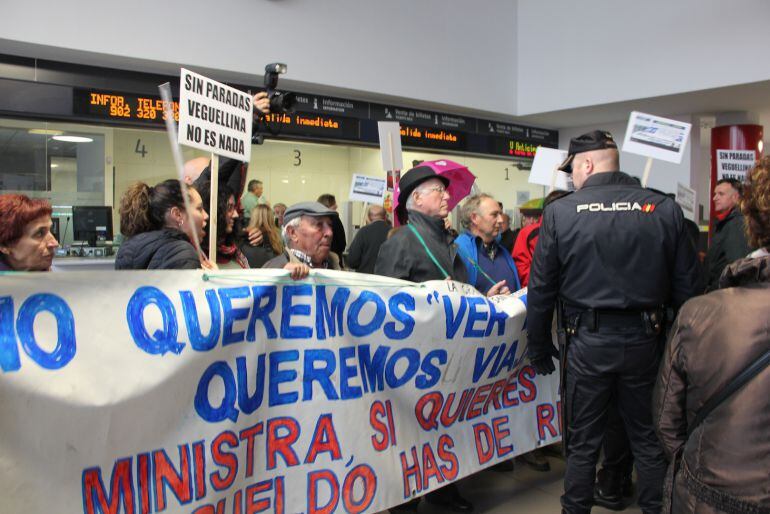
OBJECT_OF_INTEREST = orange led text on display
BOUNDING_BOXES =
[89,93,179,121]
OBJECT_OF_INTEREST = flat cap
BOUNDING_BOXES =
[282,201,338,226]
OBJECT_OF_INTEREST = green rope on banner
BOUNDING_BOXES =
[201,272,429,289]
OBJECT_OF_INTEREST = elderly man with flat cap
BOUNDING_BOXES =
[263,201,341,279]
[526,130,699,514]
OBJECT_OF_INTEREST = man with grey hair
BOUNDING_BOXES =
[347,204,390,274]
[374,166,467,284]
[263,201,341,279]
[455,193,520,295]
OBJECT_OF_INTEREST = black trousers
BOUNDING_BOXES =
[561,327,666,514]
[601,402,634,478]
[389,482,462,512]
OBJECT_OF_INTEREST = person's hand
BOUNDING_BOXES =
[487,280,511,297]
[246,227,263,246]
[529,345,559,376]
[443,217,452,231]
[200,257,218,270]
[253,91,270,115]
[284,262,310,280]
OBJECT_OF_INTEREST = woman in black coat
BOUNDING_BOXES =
[115,179,209,270]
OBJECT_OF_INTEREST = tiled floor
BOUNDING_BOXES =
[380,456,643,514]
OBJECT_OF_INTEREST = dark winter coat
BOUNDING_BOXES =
[374,210,467,283]
[347,219,391,274]
[703,207,752,292]
[654,254,770,514]
[115,229,200,270]
[239,239,280,269]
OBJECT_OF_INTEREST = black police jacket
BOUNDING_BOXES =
[527,171,699,355]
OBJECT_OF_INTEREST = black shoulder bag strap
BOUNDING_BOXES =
[688,347,770,437]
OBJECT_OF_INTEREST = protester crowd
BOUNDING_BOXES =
[1,121,768,514]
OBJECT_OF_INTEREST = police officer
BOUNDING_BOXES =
[526,130,699,514]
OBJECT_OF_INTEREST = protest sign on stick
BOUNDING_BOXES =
[676,182,697,222]
[159,82,204,259]
[178,68,254,260]
[350,174,387,205]
[529,147,569,192]
[716,149,756,182]
[622,111,692,187]
[378,122,403,173]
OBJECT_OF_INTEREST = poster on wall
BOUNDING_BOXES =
[676,182,697,222]
[622,111,691,164]
[349,173,387,204]
[716,149,756,181]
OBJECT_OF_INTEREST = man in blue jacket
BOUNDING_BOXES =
[455,193,521,295]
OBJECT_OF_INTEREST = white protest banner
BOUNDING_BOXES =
[716,148,756,181]
[350,173,388,205]
[622,111,692,164]
[676,182,697,222]
[178,68,253,161]
[378,121,403,172]
[0,271,560,514]
[529,147,569,190]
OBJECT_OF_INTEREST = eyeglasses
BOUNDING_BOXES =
[421,185,447,195]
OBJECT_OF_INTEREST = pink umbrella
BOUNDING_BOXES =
[393,159,476,226]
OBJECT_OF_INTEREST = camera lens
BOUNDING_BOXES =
[269,91,296,114]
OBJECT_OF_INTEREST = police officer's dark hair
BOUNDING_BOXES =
[742,156,770,249]
[717,178,743,195]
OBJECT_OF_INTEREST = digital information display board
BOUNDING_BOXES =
[70,86,556,158]
[73,89,180,124]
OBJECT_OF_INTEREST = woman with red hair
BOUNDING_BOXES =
[0,194,59,271]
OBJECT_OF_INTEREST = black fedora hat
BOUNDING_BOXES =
[395,166,450,224]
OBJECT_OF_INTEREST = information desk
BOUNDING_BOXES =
[53,257,116,272]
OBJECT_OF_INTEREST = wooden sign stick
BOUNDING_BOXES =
[208,153,219,261]
[641,157,654,187]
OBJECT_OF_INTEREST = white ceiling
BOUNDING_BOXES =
[514,79,770,130]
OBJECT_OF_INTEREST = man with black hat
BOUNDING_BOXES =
[526,130,699,514]
[374,166,466,282]
[375,165,506,513]
[263,201,341,277]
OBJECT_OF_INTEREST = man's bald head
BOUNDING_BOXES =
[367,205,387,223]
[183,157,210,185]
[571,148,620,189]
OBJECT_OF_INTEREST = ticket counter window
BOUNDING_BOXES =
[0,123,106,246]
